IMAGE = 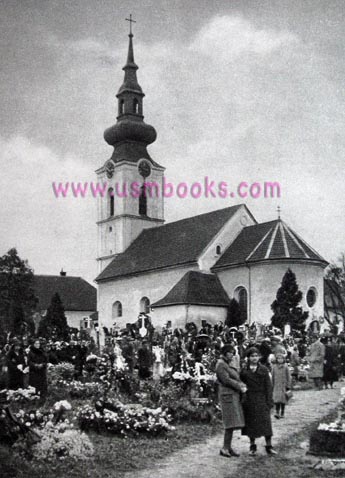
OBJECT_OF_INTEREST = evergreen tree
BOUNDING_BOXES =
[0,248,37,336]
[226,298,247,327]
[38,293,69,340]
[271,268,308,332]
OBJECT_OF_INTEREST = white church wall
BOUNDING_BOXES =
[97,264,198,334]
[217,261,325,326]
[198,205,256,272]
[151,304,227,330]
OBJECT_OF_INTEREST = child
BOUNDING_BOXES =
[272,352,292,419]
[240,347,277,456]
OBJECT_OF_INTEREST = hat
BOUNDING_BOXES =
[245,346,260,357]
[271,336,282,342]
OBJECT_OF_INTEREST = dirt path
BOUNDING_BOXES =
[123,385,340,478]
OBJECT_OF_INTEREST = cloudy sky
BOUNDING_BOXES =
[1,0,344,283]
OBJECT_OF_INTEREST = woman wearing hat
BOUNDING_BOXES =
[216,344,247,458]
[6,339,26,390]
[240,347,276,456]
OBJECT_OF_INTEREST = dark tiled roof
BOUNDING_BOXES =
[96,205,244,282]
[33,275,97,312]
[151,271,231,308]
[212,220,328,269]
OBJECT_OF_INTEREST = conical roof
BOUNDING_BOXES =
[212,220,328,270]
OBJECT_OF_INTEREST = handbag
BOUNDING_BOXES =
[285,390,293,400]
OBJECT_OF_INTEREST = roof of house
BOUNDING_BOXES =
[96,204,245,282]
[212,219,328,270]
[33,275,97,312]
[151,271,231,308]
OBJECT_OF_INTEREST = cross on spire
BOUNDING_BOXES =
[125,14,136,35]
[277,205,281,220]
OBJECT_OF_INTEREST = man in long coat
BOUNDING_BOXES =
[308,335,325,390]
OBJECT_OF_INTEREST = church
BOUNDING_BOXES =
[95,29,328,341]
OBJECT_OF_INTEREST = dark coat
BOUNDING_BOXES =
[323,344,339,383]
[7,348,25,390]
[28,346,48,396]
[240,364,273,438]
[215,358,245,429]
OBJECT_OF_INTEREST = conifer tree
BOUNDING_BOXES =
[38,292,69,340]
[271,268,308,332]
[226,298,247,327]
[0,248,37,336]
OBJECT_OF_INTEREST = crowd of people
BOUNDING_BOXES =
[0,319,344,406]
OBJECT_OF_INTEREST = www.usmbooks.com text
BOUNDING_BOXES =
[52,177,281,199]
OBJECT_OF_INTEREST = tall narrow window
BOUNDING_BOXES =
[216,245,222,255]
[112,301,122,319]
[119,99,125,114]
[133,98,139,114]
[139,184,147,216]
[108,188,114,216]
[234,286,248,322]
[140,297,150,314]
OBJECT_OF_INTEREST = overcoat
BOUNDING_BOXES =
[271,363,291,404]
[323,344,339,383]
[28,346,48,396]
[6,348,25,390]
[308,340,325,379]
[215,358,245,430]
[240,364,273,438]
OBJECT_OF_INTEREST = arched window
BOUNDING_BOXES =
[108,188,114,216]
[139,184,147,216]
[216,245,222,255]
[306,287,317,307]
[133,98,139,114]
[112,301,122,319]
[140,297,150,314]
[119,99,125,114]
[234,286,248,321]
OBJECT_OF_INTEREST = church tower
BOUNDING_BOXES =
[96,24,165,273]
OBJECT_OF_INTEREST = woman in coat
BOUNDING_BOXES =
[6,340,26,390]
[28,339,48,401]
[271,353,292,419]
[240,347,276,456]
[215,344,247,458]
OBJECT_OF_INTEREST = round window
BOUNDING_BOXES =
[306,288,317,307]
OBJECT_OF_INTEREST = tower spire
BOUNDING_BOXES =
[103,18,157,163]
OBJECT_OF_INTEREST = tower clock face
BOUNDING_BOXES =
[138,160,151,178]
[106,161,115,179]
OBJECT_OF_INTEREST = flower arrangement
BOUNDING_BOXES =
[13,420,94,462]
[77,400,174,437]
[48,362,75,382]
[54,380,101,399]
[6,386,39,403]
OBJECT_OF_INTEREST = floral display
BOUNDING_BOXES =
[77,400,174,436]
[13,420,94,462]
[5,386,39,403]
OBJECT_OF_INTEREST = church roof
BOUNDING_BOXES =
[212,219,328,270]
[33,275,97,312]
[96,204,244,282]
[151,271,231,308]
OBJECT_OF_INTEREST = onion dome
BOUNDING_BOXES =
[104,32,157,163]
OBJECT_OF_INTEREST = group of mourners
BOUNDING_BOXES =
[214,331,345,458]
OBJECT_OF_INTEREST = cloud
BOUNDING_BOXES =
[0,135,97,281]
[190,15,299,59]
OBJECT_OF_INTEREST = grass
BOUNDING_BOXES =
[0,419,222,478]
